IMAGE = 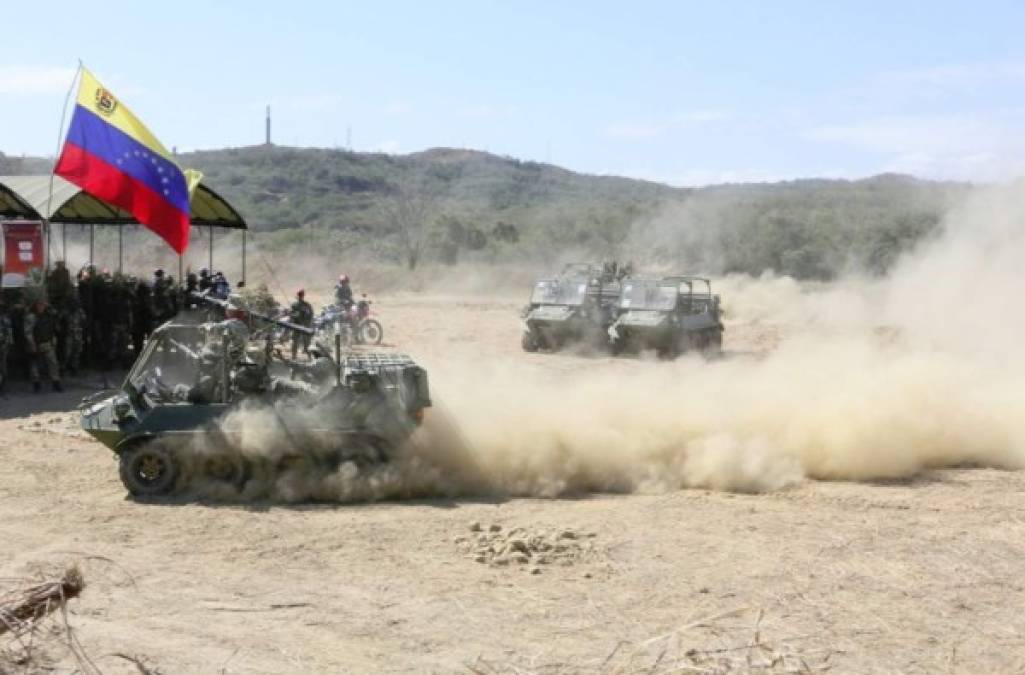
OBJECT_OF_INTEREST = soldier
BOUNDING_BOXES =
[151,268,172,325]
[0,299,12,395]
[203,294,250,364]
[211,271,231,299]
[198,267,213,294]
[24,297,63,393]
[109,274,134,368]
[91,270,116,372]
[165,274,180,318]
[47,261,74,308]
[289,288,314,359]
[334,274,353,308]
[63,296,86,376]
[131,278,153,357]
[183,272,200,309]
[193,295,254,401]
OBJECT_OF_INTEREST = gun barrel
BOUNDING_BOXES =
[190,292,315,336]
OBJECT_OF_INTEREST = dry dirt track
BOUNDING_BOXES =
[3,293,1025,673]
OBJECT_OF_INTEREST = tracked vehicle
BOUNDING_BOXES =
[520,262,624,352]
[609,276,724,358]
[79,302,431,497]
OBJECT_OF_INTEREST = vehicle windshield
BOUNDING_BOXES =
[531,279,588,306]
[125,325,207,403]
[620,281,677,310]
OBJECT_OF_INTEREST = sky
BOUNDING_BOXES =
[2,0,1025,186]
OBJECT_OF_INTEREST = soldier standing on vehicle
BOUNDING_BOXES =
[334,274,353,307]
[24,298,63,393]
[0,299,12,395]
[289,288,314,359]
[211,271,231,299]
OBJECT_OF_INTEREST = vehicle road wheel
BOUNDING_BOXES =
[703,329,723,358]
[359,319,384,345]
[118,442,178,497]
[202,453,247,488]
[521,332,539,352]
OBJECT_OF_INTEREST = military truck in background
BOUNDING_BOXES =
[608,276,723,358]
[520,262,625,352]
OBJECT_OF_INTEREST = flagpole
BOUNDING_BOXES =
[46,61,83,275]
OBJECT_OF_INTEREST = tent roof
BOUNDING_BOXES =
[0,181,37,219]
[0,174,247,229]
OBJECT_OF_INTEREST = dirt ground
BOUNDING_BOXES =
[2,292,1025,673]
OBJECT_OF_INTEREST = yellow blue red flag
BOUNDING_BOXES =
[55,68,196,254]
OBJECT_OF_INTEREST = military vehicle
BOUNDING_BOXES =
[608,276,724,358]
[520,262,624,352]
[79,298,431,497]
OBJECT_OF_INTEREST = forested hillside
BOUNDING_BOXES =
[0,147,973,279]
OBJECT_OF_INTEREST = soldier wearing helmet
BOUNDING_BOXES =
[198,267,213,293]
[289,288,314,360]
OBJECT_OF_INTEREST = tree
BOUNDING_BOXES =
[382,173,439,270]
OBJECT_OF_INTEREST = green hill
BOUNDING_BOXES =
[0,146,973,279]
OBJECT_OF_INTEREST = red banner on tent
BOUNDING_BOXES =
[2,220,44,288]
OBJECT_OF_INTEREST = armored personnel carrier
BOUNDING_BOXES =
[79,300,431,497]
[608,276,723,358]
[520,262,624,352]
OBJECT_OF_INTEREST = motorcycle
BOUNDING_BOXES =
[314,295,383,345]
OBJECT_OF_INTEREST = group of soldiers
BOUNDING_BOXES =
[0,262,235,394]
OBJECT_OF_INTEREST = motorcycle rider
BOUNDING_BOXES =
[334,274,353,308]
[289,288,314,359]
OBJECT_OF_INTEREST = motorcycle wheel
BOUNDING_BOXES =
[359,319,384,345]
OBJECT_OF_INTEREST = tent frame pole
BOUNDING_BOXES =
[241,230,247,286]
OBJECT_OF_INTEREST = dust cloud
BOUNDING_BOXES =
[179,183,1025,501]
[420,183,1025,495]
[417,182,1025,496]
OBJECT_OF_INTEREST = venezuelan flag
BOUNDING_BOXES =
[55,68,196,253]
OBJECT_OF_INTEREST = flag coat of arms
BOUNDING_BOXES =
[55,68,196,253]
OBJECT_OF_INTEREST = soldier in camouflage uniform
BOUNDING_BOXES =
[78,265,98,368]
[108,274,134,368]
[0,299,12,395]
[289,288,314,360]
[63,296,86,376]
[131,278,153,357]
[151,269,173,325]
[24,298,63,393]
[48,261,75,362]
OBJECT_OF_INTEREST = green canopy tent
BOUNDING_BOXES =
[0,174,248,282]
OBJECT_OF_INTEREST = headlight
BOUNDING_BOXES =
[113,397,132,421]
